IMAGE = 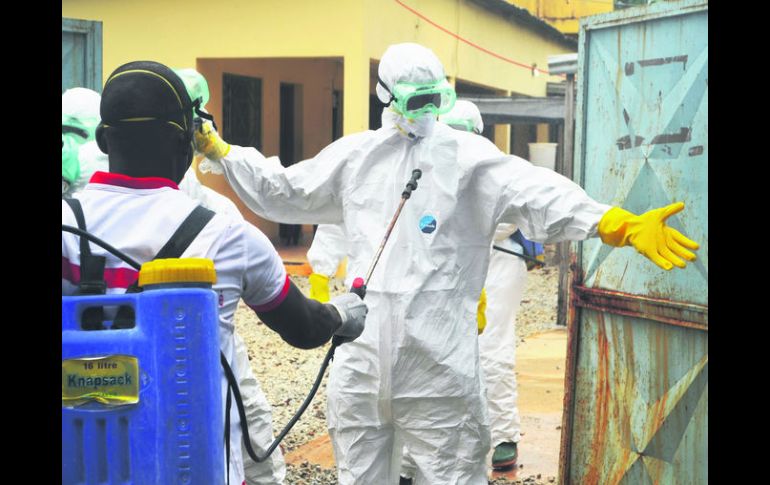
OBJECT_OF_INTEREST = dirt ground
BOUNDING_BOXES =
[235,245,565,484]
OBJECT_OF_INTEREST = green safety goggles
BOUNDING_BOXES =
[62,132,83,184]
[379,77,457,119]
[173,68,217,132]
[441,118,478,133]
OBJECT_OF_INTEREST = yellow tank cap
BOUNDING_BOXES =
[138,258,217,286]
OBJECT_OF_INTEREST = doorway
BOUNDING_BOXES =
[279,82,304,246]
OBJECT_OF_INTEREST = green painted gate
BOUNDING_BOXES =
[560,2,708,484]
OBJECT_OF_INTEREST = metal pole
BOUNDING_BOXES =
[556,73,576,327]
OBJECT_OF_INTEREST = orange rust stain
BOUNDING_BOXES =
[650,328,670,438]
[642,454,667,485]
[609,447,635,485]
[583,315,611,485]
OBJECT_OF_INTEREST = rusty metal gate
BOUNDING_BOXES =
[559,2,708,484]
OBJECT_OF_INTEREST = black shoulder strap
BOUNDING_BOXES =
[155,205,216,260]
[65,198,107,329]
[113,205,216,329]
[64,198,106,296]
[64,198,93,259]
[124,205,216,294]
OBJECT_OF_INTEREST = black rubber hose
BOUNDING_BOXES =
[62,225,142,270]
[224,343,338,462]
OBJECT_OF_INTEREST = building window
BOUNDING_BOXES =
[279,82,303,246]
[62,18,102,93]
[222,73,262,151]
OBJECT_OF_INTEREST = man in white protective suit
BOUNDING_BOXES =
[62,80,288,485]
[304,100,526,478]
[194,43,700,484]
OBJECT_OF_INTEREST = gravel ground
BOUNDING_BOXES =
[234,245,561,484]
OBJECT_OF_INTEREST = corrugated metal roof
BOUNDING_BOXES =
[459,95,566,124]
[468,0,578,49]
[548,53,579,75]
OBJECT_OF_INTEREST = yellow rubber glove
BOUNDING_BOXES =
[477,287,487,335]
[193,122,231,160]
[308,273,331,303]
[598,202,700,271]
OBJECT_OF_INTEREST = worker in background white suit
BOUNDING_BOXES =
[62,88,108,198]
[195,42,700,484]
[442,100,526,469]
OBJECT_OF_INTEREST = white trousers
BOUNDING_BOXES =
[477,250,528,446]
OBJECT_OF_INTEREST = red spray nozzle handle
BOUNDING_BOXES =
[350,277,367,298]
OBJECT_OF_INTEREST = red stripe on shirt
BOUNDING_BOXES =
[89,171,179,190]
[62,257,139,289]
[249,274,290,313]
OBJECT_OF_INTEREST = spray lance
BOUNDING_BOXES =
[492,244,545,267]
[346,169,422,300]
[232,168,424,463]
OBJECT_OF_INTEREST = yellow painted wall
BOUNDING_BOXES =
[495,125,511,154]
[196,58,343,161]
[63,0,574,238]
[363,0,571,97]
[506,0,614,35]
[62,0,366,135]
[536,123,550,143]
[63,0,573,135]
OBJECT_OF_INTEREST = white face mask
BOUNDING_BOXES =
[382,107,437,140]
[405,114,437,138]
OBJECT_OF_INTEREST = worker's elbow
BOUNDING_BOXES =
[281,331,331,350]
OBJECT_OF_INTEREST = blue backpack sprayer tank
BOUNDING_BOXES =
[62,257,224,484]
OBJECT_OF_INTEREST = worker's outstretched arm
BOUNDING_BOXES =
[479,151,699,270]
[256,283,366,349]
[194,121,364,225]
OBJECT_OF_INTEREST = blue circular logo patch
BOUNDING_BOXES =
[419,215,437,234]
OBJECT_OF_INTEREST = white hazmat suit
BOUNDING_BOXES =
[307,223,348,278]
[205,43,611,484]
[478,224,527,450]
[441,100,527,463]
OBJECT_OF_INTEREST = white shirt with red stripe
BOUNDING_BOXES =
[62,171,289,485]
